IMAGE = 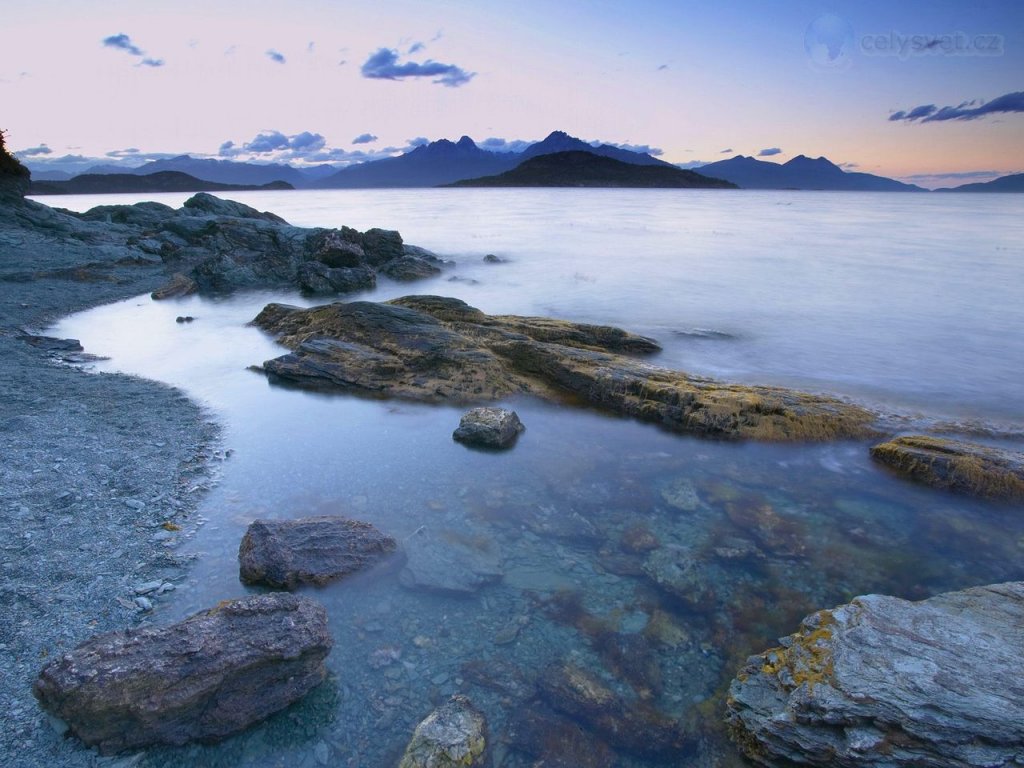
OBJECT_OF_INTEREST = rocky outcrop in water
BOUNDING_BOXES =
[725,582,1024,767]
[453,407,525,449]
[238,516,398,589]
[252,296,877,441]
[398,695,488,768]
[33,593,333,754]
[870,435,1024,501]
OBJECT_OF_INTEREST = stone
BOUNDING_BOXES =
[725,582,1024,767]
[33,593,333,754]
[253,296,878,442]
[642,547,715,611]
[151,272,198,300]
[296,262,376,295]
[181,192,287,223]
[398,695,487,768]
[505,704,614,767]
[399,528,503,596]
[238,516,397,590]
[19,334,84,352]
[452,407,524,449]
[377,255,442,282]
[870,435,1024,501]
[482,254,506,264]
[537,662,685,757]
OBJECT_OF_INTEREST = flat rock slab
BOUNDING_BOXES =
[238,515,397,589]
[725,581,1024,767]
[399,528,503,596]
[254,296,877,442]
[453,407,524,449]
[398,695,488,768]
[870,435,1024,501]
[33,593,333,755]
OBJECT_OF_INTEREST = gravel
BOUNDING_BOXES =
[1,196,220,767]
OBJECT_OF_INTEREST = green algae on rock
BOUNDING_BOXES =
[398,695,488,768]
[870,435,1024,501]
[253,296,878,442]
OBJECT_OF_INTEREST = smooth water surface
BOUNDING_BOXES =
[50,189,1024,767]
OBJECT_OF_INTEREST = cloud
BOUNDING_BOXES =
[758,147,783,156]
[352,133,378,145]
[408,42,425,54]
[18,144,52,156]
[480,137,533,153]
[889,91,1024,123]
[407,137,430,148]
[103,33,143,56]
[219,130,330,161]
[657,64,669,71]
[102,33,164,66]
[600,141,664,157]
[839,162,860,169]
[720,148,733,154]
[105,148,140,157]
[266,49,286,64]
[219,140,240,157]
[360,47,474,87]
[904,169,1005,181]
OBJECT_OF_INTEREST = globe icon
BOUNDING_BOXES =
[804,14,855,70]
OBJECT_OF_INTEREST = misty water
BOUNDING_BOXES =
[49,189,1024,767]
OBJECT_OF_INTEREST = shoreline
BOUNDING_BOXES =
[0,199,221,766]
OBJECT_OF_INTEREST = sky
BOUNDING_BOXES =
[2,0,1022,188]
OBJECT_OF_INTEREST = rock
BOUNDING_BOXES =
[725,582,1024,767]
[33,593,333,754]
[175,315,195,323]
[870,435,1024,501]
[537,662,685,757]
[505,704,614,767]
[399,528,503,595]
[452,407,524,449]
[151,272,198,300]
[642,546,715,611]
[19,334,84,352]
[360,228,405,266]
[238,516,397,590]
[482,254,506,264]
[181,192,288,223]
[378,255,442,282]
[307,229,366,267]
[297,262,376,295]
[660,477,700,511]
[398,695,487,768]
[253,296,878,442]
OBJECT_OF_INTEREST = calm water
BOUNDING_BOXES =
[49,189,1024,767]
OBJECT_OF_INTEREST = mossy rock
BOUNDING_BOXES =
[870,435,1024,501]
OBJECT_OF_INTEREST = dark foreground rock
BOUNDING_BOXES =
[33,593,332,754]
[537,662,686,757]
[253,296,877,441]
[398,695,488,768]
[238,515,397,589]
[870,435,1024,501]
[725,582,1024,767]
[453,407,525,449]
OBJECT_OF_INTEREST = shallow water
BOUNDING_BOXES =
[50,189,1024,767]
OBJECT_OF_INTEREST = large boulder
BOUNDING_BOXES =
[33,593,333,754]
[870,435,1024,501]
[296,262,376,295]
[238,515,397,589]
[398,695,488,768]
[725,582,1024,767]
[254,296,877,442]
[452,407,524,449]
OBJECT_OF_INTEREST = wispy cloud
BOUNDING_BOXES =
[758,147,783,157]
[352,133,378,145]
[228,130,326,155]
[480,137,533,153]
[407,137,430,148]
[17,144,52,156]
[266,49,286,64]
[102,33,165,67]
[720,148,733,154]
[361,47,474,87]
[889,91,1024,123]
[657,64,669,71]
[600,140,664,156]
[408,42,425,54]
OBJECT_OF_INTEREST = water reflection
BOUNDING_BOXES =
[52,290,1024,767]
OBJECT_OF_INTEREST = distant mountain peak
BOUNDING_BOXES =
[456,135,477,148]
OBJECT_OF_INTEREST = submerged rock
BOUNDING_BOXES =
[870,435,1024,501]
[253,296,877,442]
[505,704,614,767]
[537,662,686,757]
[399,528,503,595]
[398,695,487,768]
[725,582,1024,767]
[33,593,332,754]
[452,407,524,449]
[238,515,397,589]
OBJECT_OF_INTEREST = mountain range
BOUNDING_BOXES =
[21,131,1021,192]
[934,173,1024,193]
[446,151,736,189]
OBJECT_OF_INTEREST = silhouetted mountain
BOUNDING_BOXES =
[316,131,671,189]
[519,131,672,167]
[29,171,293,195]
[82,156,317,187]
[935,173,1024,192]
[316,136,518,188]
[695,155,925,191]
[445,151,737,189]
[29,169,74,181]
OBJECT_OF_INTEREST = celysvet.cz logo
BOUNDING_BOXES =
[804,14,1005,70]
